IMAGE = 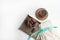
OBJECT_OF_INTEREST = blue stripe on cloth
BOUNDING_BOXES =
[28,26,58,40]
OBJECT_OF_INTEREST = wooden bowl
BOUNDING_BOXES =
[35,8,48,20]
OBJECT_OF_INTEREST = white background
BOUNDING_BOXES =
[0,0,60,40]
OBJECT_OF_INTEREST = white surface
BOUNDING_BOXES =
[0,0,60,40]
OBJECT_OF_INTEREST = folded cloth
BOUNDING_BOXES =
[28,26,58,40]
[28,20,58,40]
